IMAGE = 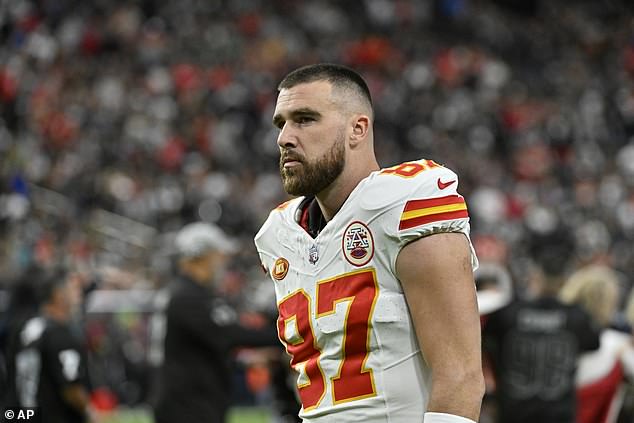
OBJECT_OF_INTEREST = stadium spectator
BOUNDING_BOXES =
[255,63,484,423]
[560,265,634,423]
[153,222,279,423]
[1,0,633,301]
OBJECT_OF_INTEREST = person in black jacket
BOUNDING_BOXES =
[153,222,279,423]
[0,266,45,409]
[482,262,601,423]
[6,268,92,423]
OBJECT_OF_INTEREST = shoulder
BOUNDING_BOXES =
[358,159,464,214]
[602,328,632,348]
[19,317,47,347]
[487,300,519,321]
[254,197,303,247]
[358,159,471,241]
[565,302,594,320]
[356,159,476,267]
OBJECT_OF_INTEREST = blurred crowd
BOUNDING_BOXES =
[1,0,634,415]
[2,0,634,291]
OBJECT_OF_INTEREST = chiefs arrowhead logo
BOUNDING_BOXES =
[437,178,456,190]
[342,221,374,267]
[272,257,289,281]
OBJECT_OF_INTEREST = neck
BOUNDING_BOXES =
[315,158,379,221]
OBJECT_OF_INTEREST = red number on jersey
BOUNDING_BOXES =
[277,269,379,409]
[317,269,378,403]
[380,159,440,178]
[277,290,326,410]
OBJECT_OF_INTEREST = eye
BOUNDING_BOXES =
[297,116,314,125]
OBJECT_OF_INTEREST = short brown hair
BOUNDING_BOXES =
[278,63,373,109]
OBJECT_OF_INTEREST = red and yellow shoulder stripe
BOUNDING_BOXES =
[399,195,468,230]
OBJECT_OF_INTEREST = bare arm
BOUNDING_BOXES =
[396,232,484,421]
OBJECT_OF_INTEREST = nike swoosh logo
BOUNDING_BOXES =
[437,178,456,190]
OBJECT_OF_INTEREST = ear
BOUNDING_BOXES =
[349,115,370,148]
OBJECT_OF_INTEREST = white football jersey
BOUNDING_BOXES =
[254,159,478,422]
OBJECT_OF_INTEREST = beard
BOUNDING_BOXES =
[279,132,346,196]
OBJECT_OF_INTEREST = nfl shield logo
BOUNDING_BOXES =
[308,244,319,265]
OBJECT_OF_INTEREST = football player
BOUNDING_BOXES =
[255,64,484,423]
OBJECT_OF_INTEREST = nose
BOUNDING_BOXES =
[277,123,298,149]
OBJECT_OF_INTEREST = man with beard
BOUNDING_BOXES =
[254,64,484,423]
